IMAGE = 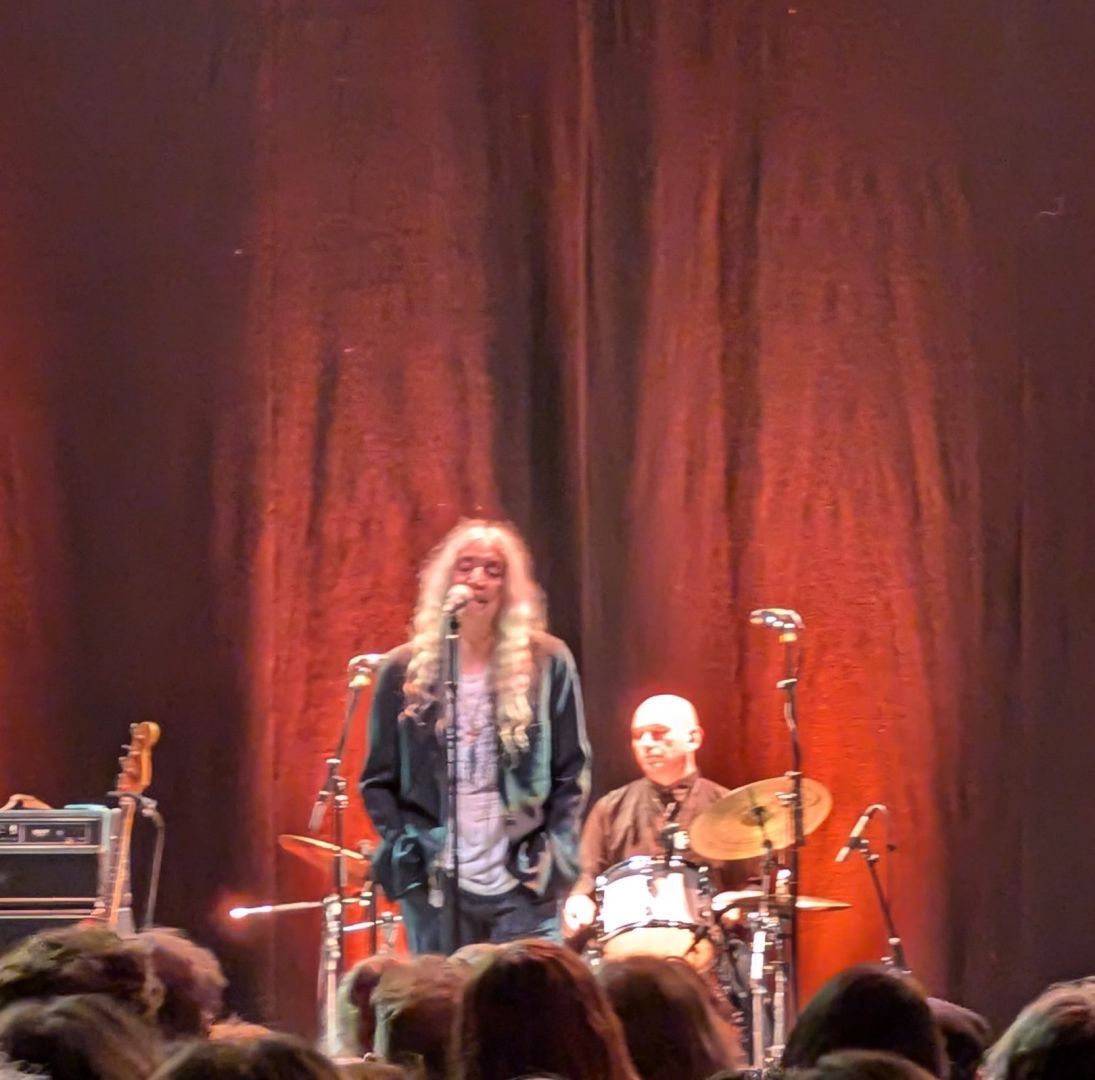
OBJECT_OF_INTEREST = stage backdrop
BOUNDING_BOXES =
[2,0,1094,1033]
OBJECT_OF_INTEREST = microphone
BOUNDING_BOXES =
[835,803,886,863]
[442,584,474,616]
[749,607,805,642]
[347,652,387,690]
[750,608,804,630]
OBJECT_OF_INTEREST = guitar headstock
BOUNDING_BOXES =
[114,721,161,797]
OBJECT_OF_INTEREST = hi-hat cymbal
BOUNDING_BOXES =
[689,776,833,861]
[278,834,372,885]
[712,888,850,913]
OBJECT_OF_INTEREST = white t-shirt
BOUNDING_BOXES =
[441,672,516,896]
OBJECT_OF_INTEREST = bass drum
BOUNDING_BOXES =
[592,855,715,970]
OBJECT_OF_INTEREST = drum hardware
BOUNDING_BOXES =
[689,767,837,1072]
[229,886,401,1039]
[344,909,402,952]
[835,802,908,972]
[228,870,401,1049]
[241,651,388,1057]
[721,871,852,1072]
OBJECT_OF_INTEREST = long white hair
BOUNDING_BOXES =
[403,519,546,761]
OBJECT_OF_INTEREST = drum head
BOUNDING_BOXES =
[595,857,714,970]
[600,922,714,969]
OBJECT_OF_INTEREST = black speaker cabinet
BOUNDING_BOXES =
[0,807,116,953]
[0,911,89,953]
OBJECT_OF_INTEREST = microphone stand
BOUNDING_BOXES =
[306,659,374,1054]
[444,612,461,951]
[847,817,908,972]
[776,632,804,1021]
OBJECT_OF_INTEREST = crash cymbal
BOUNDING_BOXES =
[277,834,371,885]
[712,889,850,913]
[689,776,833,861]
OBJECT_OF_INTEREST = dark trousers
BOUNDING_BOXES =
[399,878,560,955]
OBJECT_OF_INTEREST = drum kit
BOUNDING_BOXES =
[244,777,846,1067]
[585,772,849,1071]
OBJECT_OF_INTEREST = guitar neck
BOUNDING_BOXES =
[96,720,159,934]
[100,798,139,933]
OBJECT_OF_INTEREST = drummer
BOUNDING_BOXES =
[563,694,751,934]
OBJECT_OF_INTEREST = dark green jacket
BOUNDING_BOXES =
[360,632,591,901]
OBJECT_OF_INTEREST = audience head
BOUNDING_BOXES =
[209,1017,276,1041]
[0,992,162,1080]
[0,924,161,1020]
[371,955,466,1080]
[336,954,405,1056]
[135,925,227,1038]
[782,964,944,1077]
[792,1049,939,1079]
[446,942,502,973]
[337,1063,411,1080]
[454,938,637,1080]
[928,997,991,1080]
[597,955,744,1080]
[151,1032,341,1079]
[984,978,1095,1080]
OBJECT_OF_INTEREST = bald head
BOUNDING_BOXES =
[631,695,703,786]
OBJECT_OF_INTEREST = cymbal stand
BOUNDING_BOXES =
[769,868,792,1060]
[747,835,775,1071]
[777,665,803,1021]
[744,811,788,1071]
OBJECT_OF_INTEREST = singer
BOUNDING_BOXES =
[360,519,591,954]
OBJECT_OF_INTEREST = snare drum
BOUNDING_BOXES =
[593,856,714,969]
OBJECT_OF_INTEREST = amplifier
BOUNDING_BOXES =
[0,911,90,953]
[0,807,116,910]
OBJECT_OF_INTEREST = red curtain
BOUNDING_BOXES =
[2,0,1094,1032]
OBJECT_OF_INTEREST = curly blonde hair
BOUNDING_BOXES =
[403,519,545,761]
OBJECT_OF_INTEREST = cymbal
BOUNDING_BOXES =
[712,889,850,913]
[689,776,833,861]
[278,834,371,885]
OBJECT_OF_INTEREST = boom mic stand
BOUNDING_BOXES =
[841,805,908,972]
[304,652,384,1054]
[749,608,806,1021]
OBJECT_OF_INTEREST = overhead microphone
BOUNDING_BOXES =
[442,583,474,616]
[749,607,805,642]
[835,803,887,864]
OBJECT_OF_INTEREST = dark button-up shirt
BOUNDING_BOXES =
[571,772,754,898]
